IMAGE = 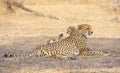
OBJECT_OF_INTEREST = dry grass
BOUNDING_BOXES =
[0,0,120,39]
[13,67,120,73]
[0,0,120,73]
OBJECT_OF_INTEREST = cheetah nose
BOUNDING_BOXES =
[91,31,93,33]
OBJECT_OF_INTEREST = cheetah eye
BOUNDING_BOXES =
[86,28,90,30]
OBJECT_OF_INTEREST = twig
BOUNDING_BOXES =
[4,1,61,20]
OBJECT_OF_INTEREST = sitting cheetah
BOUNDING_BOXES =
[3,24,109,60]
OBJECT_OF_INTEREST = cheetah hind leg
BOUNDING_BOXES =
[54,54,76,60]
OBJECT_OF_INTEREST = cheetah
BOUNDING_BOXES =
[66,26,77,35]
[4,34,81,60]
[46,26,77,44]
[4,38,80,60]
[3,24,109,59]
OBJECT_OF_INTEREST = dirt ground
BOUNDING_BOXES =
[0,0,120,73]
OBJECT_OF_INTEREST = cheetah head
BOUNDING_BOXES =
[77,24,93,36]
[66,26,77,35]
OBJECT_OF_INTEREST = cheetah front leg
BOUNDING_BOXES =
[81,50,110,56]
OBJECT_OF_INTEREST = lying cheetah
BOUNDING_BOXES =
[4,24,109,59]
[4,37,80,60]
[4,33,81,60]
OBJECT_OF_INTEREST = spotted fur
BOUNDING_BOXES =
[46,33,63,44]
[46,26,77,44]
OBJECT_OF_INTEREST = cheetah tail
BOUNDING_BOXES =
[3,49,37,58]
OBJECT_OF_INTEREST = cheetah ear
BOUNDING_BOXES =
[77,24,83,30]
[59,33,63,39]
[59,33,63,37]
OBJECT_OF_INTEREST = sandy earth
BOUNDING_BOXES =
[0,38,120,73]
[0,0,120,73]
